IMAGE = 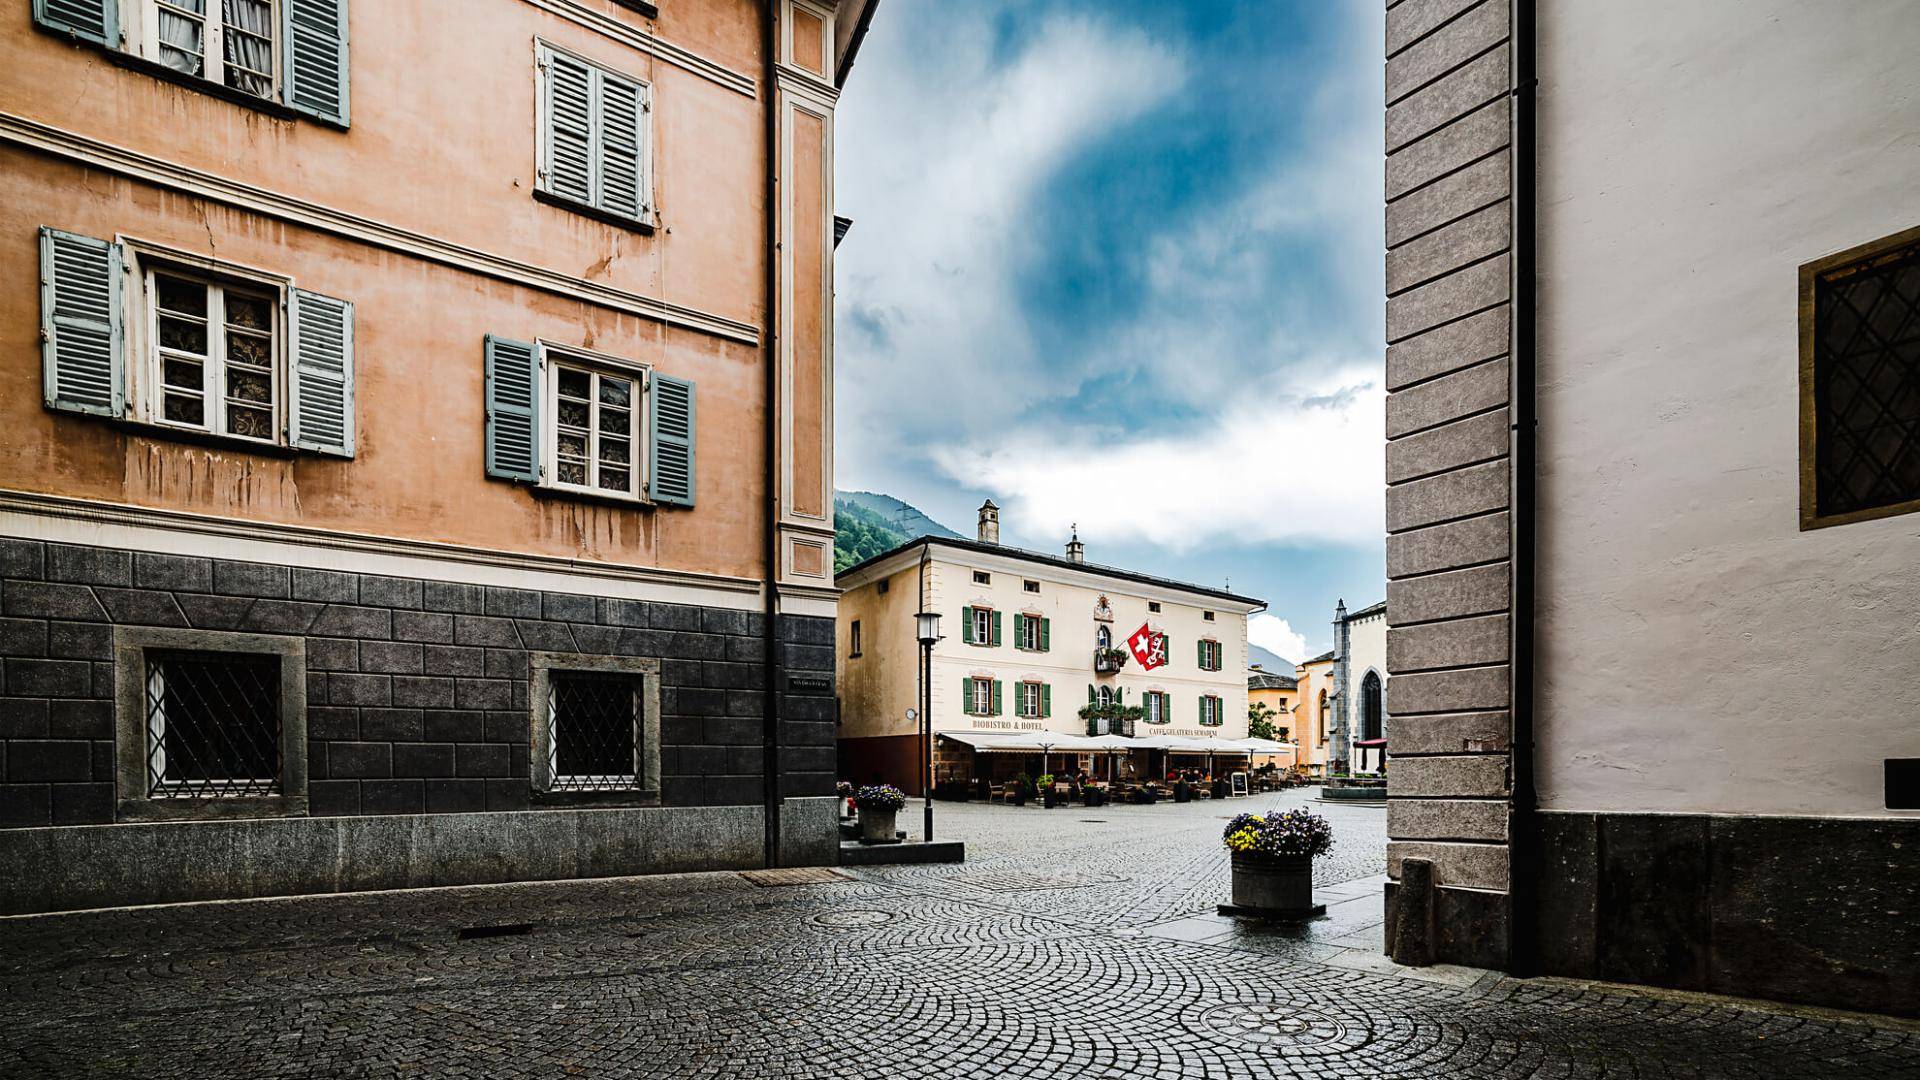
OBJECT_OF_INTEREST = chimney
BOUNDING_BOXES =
[1065,524,1085,563]
[977,499,1000,545]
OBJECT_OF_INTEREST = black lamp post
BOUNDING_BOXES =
[915,611,942,841]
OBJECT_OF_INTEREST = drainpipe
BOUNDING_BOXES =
[1507,0,1540,976]
[760,0,784,869]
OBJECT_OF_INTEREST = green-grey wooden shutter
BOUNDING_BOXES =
[284,0,350,125]
[1197,640,1205,667]
[32,0,114,46]
[597,69,647,220]
[288,288,354,456]
[960,677,972,714]
[1040,618,1050,652]
[541,47,594,207]
[484,335,539,482]
[991,680,1003,716]
[38,227,123,418]
[990,610,1002,647]
[1042,684,1051,718]
[649,374,695,506]
[961,607,974,645]
[1087,684,1095,704]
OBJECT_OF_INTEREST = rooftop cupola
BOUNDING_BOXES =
[977,499,1000,545]
[1066,524,1085,564]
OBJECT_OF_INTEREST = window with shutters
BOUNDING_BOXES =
[1198,639,1222,672]
[536,42,653,227]
[546,352,645,500]
[1015,614,1046,652]
[970,606,993,647]
[968,677,994,716]
[40,232,354,456]
[1018,681,1044,719]
[32,0,348,124]
[1199,695,1224,727]
[1144,691,1167,725]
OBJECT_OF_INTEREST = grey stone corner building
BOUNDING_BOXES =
[1381,0,1919,1016]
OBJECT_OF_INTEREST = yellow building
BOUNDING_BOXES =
[1246,667,1297,738]
[836,503,1265,793]
[1293,651,1337,777]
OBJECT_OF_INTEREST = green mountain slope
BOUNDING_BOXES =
[832,491,961,575]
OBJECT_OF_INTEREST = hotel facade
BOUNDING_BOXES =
[0,0,875,914]
[836,505,1264,792]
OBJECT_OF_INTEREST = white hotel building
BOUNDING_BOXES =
[835,503,1266,793]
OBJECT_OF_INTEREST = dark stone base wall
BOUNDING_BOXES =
[1530,811,1920,1017]
[0,535,835,828]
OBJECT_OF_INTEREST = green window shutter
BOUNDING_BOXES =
[962,608,974,644]
[288,289,355,457]
[1087,684,1095,704]
[597,70,648,220]
[991,610,1002,647]
[992,680,1003,716]
[32,0,115,46]
[648,374,696,506]
[1040,618,1050,651]
[38,227,123,418]
[483,335,539,482]
[1042,684,1051,718]
[540,46,595,206]
[1197,640,1204,666]
[284,0,350,125]
[960,677,972,714]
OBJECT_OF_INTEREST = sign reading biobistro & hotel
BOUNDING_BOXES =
[834,503,1265,794]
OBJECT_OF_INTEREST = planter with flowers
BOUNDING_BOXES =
[1217,808,1334,919]
[854,784,907,843]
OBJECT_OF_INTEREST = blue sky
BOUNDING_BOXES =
[833,1,1386,662]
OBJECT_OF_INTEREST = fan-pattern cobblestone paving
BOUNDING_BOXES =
[2,792,1916,1078]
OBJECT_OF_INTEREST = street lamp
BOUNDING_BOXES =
[915,611,943,842]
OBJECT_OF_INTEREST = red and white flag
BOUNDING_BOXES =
[1127,623,1167,671]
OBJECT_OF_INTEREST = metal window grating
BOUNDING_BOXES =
[145,651,282,798]
[1812,237,1920,519]
[548,670,642,791]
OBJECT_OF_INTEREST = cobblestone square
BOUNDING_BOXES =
[2,793,1915,1078]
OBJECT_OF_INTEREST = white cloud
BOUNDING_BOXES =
[1249,614,1310,664]
[929,364,1384,551]
[833,11,1189,486]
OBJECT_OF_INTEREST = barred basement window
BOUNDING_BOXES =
[1801,225,1920,528]
[145,650,282,797]
[546,671,643,791]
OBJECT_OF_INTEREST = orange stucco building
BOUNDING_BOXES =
[0,0,874,914]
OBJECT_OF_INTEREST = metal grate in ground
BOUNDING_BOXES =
[737,867,852,888]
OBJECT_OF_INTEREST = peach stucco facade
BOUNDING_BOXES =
[2,0,861,611]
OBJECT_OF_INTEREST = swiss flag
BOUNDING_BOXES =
[1127,623,1167,671]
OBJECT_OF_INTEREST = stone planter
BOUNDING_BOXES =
[858,806,898,844]
[1221,852,1325,919]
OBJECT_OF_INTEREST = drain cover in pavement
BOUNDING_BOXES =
[811,909,896,929]
[739,867,852,888]
[1187,1002,1363,1053]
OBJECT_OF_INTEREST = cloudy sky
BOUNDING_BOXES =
[833,1,1386,663]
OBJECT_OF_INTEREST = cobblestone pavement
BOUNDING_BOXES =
[2,792,1916,1078]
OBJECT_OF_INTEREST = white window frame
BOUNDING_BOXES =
[1145,692,1164,724]
[535,40,654,225]
[1017,614,1039,651]
[134,0,280,98]
[1019,681,1041,719]
[1096,625,1112,650]
[970,677,993,716]
[539,343,650,503]
[125,242,289,447]
[971,607,992,646]
[1097,686,1114,708]
[1200,695,1222,726]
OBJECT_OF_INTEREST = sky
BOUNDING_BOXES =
[832,1,1386,663]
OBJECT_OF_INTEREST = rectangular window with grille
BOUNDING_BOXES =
[144,650,282,797]
[546,670,643,791]
[1801,225,1920,528]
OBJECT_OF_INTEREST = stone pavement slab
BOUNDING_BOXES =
[0,792,1914,1078]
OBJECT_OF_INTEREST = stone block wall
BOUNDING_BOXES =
[1382,0,1517,967]
[0,535,834,830]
